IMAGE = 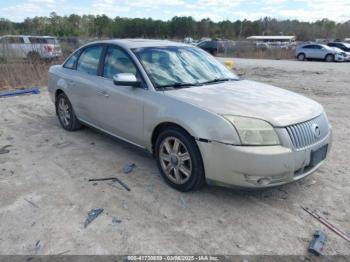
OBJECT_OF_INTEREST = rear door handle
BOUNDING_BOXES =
[97,90,109,98]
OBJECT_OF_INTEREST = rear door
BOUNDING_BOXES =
[92,45,145,146]
[64,44,104,125]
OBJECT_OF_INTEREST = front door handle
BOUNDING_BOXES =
[97,90,109,98]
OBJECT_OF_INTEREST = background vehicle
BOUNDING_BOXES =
[327,42,350,61]
[57,37,83,57]
[295,43,346,62]
[196,39,235,56]
[327,42,350,52]
[0,35,62,61]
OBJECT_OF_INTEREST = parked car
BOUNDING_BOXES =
[327,42,350,52]
[296,43,346,62]
[327,42,350,61]
[330,47,350,61]
[0,35,62,61]
[48,39,332,192]
[58,37,84,56]
[196,39,235,55]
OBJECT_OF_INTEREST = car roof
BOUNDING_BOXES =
[300,43,329,48]
[87,39,191,49]
[0,35,57,38]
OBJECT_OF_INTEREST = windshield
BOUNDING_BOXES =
[133,46,238,89]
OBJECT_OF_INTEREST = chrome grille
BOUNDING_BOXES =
[286,113,329,149]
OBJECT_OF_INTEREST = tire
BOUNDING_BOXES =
[155,127,205,192]
[55,92,82,131]
[27,52,41,63]
[297,53,305,61]
[325,54,334,62]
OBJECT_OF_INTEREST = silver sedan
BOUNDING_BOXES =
[48,39,332,191]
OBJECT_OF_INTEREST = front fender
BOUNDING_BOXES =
[143,92,240,151]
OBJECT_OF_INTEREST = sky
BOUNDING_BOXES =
[1,0,350,23]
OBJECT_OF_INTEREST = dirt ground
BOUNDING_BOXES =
[0,58,349,256]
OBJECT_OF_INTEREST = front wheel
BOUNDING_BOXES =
[325,54,334,62]
[56,93,82,131]
[155,127,205,192]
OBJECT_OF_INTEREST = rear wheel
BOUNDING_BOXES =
[27,52,41,63]
[155,127,205,192]
[56,93,82,131]
[297,53,305,61]
[325,54,334,62]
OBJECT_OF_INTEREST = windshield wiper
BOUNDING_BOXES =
[157,82,202,89]
[200,78,237,85]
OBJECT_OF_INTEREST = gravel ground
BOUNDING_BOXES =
[0,58,349,256]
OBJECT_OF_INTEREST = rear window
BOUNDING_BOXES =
[29,37,58,44]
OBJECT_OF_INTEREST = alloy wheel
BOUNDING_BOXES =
[58,97,71,127]
[159,137,192,184]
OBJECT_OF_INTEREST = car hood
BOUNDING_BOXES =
[164,80,323,127]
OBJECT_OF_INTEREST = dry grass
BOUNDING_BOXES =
[0,59,64,91]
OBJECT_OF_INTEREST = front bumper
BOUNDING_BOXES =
[335,54,346,62]
[197,128,332,189]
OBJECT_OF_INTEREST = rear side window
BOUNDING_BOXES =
[103,47,137,79]
[76,46,103,75]
[63,51,80,69]
[29,37,58,44]
[29,37,44,43]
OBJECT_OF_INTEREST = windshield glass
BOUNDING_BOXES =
[133,46,238,89]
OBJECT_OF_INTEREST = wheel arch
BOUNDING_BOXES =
[151,122,194,156]
[55,89,64,100]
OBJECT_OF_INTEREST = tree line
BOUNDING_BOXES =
[0,12,349,41]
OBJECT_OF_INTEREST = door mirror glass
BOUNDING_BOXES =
[113,73,140,87]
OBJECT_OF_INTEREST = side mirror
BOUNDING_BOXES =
[113,73,140,87]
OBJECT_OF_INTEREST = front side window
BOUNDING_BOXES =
[303,45,313,49]
[133,46,238,89]
[103,47,137,79]
[77,46,102,75]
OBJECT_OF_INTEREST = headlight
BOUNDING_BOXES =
[223,115,280,145]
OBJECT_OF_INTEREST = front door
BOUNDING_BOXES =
[93,45,145,146]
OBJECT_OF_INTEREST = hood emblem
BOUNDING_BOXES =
[312,123,321,138]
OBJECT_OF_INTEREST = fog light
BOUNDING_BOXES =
[257,177,271,186]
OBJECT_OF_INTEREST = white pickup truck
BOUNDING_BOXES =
[0,35,62,61]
